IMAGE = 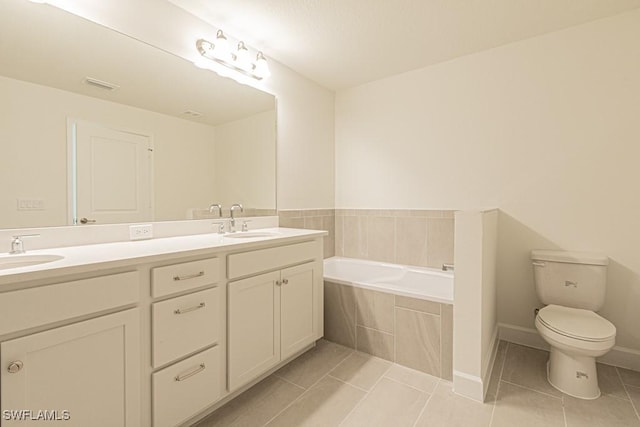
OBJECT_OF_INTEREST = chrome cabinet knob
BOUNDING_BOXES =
[7,361,23,373]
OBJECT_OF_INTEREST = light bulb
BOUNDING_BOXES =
[235,41,251,70]
[253,52,271,79]
[213,30,231,61]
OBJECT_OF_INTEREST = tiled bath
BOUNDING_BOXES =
[324,281,453,380]
[335,209,455,269]
[277,209,456,267]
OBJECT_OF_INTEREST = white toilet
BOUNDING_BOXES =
[531,250,616,400]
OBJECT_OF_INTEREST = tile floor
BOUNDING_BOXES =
[195,339,640,427]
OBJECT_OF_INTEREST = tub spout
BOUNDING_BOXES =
[442,263,454,272]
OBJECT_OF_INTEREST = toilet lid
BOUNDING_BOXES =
[537,304,616,342]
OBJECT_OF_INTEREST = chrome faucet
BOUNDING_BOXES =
[229,204,244,232]
[209,203,222,217]
[10,234,40,255]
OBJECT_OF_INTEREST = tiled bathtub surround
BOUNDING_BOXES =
[335,209,455,269]
[278,209,335,258]
[324,281,453,380]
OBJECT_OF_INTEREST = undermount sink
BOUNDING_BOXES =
[0,254,64,270]
[224,231,281,239]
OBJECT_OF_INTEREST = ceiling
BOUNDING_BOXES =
[0,0,274,126]
[169,0,640,90]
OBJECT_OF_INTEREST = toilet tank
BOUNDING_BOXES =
[531,250,609,311]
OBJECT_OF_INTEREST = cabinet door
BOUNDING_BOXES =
[228,271,281,391]
[280,263,316,359]
[1,309,140,427]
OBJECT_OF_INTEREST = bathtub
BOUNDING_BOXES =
[323,256,454,379]
[323,257,453,304]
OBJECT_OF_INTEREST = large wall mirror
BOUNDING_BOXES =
[0,0,277,229]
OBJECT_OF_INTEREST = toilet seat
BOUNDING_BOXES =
[537,304,616,342]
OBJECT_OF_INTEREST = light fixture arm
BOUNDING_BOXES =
[196,31,270,80]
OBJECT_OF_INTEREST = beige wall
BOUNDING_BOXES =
[50,0,335,211]
[336,10,640,352]
[214,110,276,209]
[0,75,216,227]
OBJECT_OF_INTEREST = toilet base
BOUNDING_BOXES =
[547,348,600,400]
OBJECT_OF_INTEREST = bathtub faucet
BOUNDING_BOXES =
[442,263,454,272]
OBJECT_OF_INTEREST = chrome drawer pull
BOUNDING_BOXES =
[174,302,206,315]
[173,271,205,281]
[174,363,206,382]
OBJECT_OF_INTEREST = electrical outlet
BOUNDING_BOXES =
[129,224,153,240]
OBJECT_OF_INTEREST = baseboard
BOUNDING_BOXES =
[599,346,640,372]
[498,323,549,351]
[498,323,640,372]
[452,370,484,402]
[481,326,500,399]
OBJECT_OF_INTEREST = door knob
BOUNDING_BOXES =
[7,361,23,373]
[79,217,96,224]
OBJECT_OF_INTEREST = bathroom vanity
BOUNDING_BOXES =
[0,228,325,427]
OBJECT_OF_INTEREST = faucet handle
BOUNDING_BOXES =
[10,234,40,255]
[212,221,226,234]
[241,220,252,232]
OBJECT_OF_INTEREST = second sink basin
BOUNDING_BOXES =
[0,254,64,270]
[224,231,281,239]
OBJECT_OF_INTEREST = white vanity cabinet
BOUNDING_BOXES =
[0,272,141,427]
[227,241,323,391]
[0,228,326,427]
[149,257,224,427]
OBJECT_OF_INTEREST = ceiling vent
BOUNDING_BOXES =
[182,110,203,118]
[84,77,119,91]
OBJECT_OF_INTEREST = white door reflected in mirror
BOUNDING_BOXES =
[70,120,153,225]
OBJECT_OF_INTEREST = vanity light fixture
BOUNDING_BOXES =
[196,30,270,80]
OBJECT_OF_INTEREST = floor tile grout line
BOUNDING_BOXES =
[272,373,307,391]
[383,373,438,394]
[489,342,510,427]
[337,362,396,426]
[261,346,355,427]
[327,373,372,394]
[411,381,438,427]
[616,366,640,421]
[499,379,563,400]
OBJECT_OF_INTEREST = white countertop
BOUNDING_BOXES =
[0,228,327,286]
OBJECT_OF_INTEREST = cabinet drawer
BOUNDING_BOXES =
[153,346,221,427]
[228,241,317,279]
[0,271,139,335]
[152,287,220,367]
[151,257,220,298]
